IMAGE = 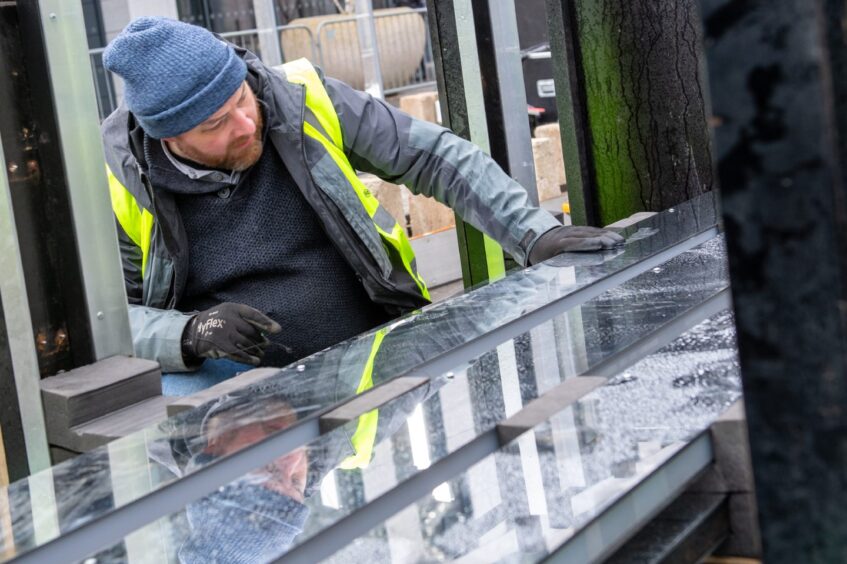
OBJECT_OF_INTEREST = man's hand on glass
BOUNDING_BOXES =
[528,225,625,265]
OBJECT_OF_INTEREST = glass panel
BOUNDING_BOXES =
[78,234,728,563]
[325,311,741,562]
[0,195,719,562]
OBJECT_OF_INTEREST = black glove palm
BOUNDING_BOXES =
[182,303,282,366]
[528,225,624,265]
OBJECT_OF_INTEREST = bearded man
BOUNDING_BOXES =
[101,17,622,391]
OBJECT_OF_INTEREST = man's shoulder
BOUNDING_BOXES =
[100,104,150,201]
[101,102,130,139]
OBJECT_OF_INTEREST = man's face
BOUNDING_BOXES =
[204,405,309,502]
[164,81,264,171]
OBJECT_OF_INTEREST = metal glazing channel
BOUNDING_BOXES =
[544,433,714,564]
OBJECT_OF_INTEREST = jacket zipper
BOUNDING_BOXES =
[293,85,405,303]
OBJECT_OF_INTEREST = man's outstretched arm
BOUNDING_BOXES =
[323,77,621,265]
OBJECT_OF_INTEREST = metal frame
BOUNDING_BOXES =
[426,0,544,285]
[252,0,283,67]
[470,0,538,206]
[34,0,132,361]
[313,7,437,97]
[0,138,50,479]
[354,0,385,99]
[544,0,598,226]
[276,24,318,61]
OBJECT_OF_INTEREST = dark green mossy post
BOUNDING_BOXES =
[547,0,714,226]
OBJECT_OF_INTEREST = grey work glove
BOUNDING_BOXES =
[181,303,282,366]
[528,225,625,265]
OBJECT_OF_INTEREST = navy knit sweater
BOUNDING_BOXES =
[173,142,390,367]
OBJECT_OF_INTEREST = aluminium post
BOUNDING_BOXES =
[425,0,539,286]
[424,0,505,286]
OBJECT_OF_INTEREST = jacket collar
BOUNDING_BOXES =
[101,44,307,201]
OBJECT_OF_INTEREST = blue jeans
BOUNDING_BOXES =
[161,358,253,397]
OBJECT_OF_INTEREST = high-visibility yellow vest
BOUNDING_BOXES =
[108,166,155,275]
[106,59,428,468]
[338,328,387,470]
[107,58,429,302]
[283,58,429,301]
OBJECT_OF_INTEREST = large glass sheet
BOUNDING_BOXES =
[0,194,719,562]
[79,236,728,563]
[324,311,741,563]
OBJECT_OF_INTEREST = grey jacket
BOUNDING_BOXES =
[101,46,559,372]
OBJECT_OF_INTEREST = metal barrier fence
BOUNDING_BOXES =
[312,8,436,96]
[88,10,436,120]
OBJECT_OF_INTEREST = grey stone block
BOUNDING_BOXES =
[67,396,173,451]
[166,368,281,417]
[47,397,173,453]
[716,493,763,558]
[41,356,161,445]
[690,400,761,559]
[711,401,754,492]
[692,400,754,493]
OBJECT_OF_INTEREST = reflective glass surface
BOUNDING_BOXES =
[82,235,728,563]
[326,311,741,563]
[0,194,720,562]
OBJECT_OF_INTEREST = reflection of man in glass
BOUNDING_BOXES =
[203,404,308,502]
[156,366,444,563]
[166,396,310,564]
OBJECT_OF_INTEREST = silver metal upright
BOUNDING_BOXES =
[0,138,51,476]
[471,0,538,204]
[252,0,284,67]
[354,0,385,99]
[36,0,133,361]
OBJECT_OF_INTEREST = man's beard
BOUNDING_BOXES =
[173,100,264,172]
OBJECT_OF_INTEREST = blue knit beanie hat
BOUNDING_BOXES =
[103,17,247,139]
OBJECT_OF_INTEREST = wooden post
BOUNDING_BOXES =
[700,0,847,560]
